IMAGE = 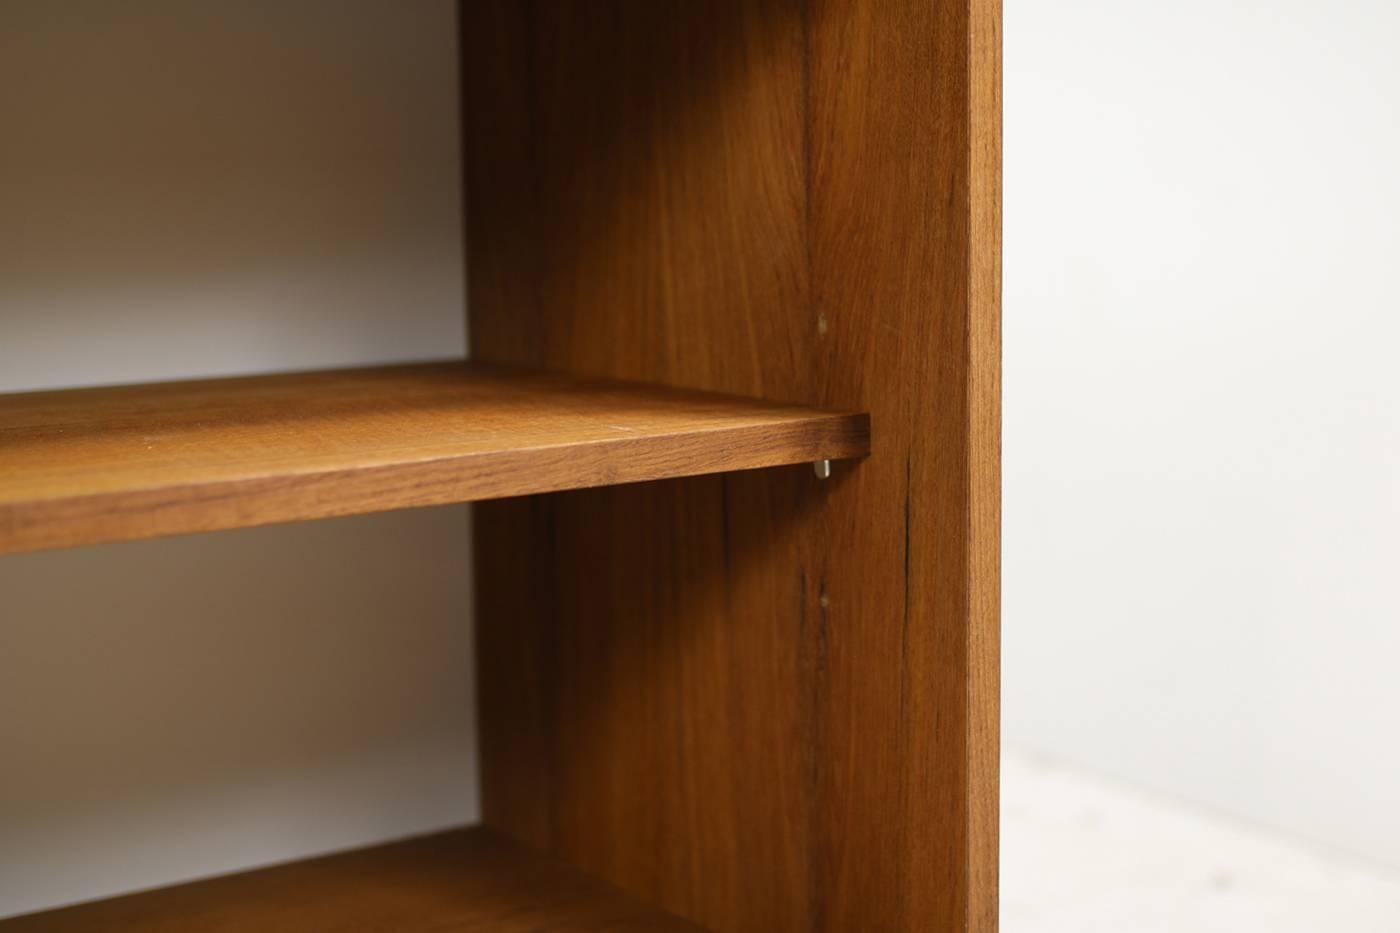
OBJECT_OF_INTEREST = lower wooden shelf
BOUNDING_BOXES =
[0,828,702,932]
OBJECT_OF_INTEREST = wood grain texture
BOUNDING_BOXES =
[0,828,705,932]
[464,1,1000,931]
[0,362,867,555]
[968,1,1005,929]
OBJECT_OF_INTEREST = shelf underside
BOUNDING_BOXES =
[0,828,703,932]
[0,361,869,554]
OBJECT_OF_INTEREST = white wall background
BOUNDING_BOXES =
[1005,0,1400,870]
[0,1,475,919]
[0,0,465,392]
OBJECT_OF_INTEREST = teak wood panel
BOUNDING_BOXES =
[0,829,704,932]
[0,363,865,554]
[464,1,1000,931]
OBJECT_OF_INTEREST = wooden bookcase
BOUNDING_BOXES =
[0,2,1000,930]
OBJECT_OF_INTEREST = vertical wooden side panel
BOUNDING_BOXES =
[968,3,1004,929]
[803,2,972,926]
[465,6,818,929]
[463,1,1000,930]
[461,2,555,849]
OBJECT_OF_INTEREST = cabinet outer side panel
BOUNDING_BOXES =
[462,2,1000,930]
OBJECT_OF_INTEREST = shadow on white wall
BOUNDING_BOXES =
[0,1,473,918]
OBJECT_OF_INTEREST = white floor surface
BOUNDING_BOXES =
[1003,749,1400,931]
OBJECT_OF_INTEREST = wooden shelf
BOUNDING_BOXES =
[0,361,869,555]
[0,828,703,932]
